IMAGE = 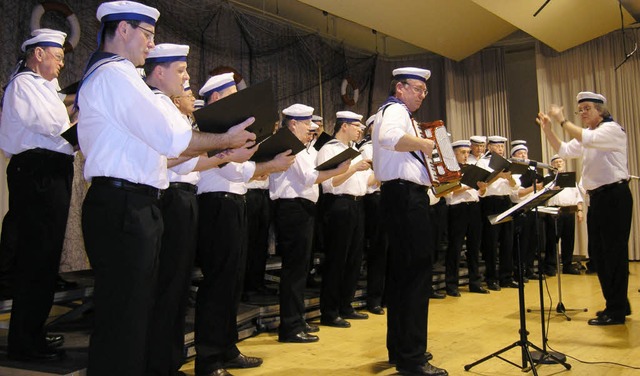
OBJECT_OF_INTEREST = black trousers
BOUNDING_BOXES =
[274,198,315,337]
[480,195,514,284]
[320,194,365,319]
[195,192,247,375]
[244,189,272,292]
[82,182,162,376]
[0,206,17,296]
[7,149,73,355]
[146,186,199,376]
[381,180,432,369]
[544,211,576,271]
[363,192,388,308]
[589,182,632,320]
[445,201,482,290]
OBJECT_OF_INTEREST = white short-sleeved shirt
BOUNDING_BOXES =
[0,71,73,156]
[269,146,320,202]
[372,103,431,186]
[358,140,380,194]
[317,139,368,196]
[558,121,629,191]
[197,161,256,195]
[78,57,192,189]
[445,184,480,205]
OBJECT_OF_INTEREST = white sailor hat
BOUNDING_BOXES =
[336,111,363,123]
[365,115,375,127]
[510,144,528,156]
[487,135,507,144]
[309,122,319,131]
[576,91,606,104]
[21,29,66,52]
[312,115,323,123]
[146,43,189,64]
[183,81,191,92]
[392,67,431,83]
[550,154,562,162]
[97,1,160,26]
[199,73,235,98]
[282,104,314,120]
[451,140,471,149]
[194,99,205,109]
[511,139,527,147]
[470,135,486,144]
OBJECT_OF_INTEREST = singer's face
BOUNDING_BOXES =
[471,143,485,157]
[454,147,470,164]
[551,158,565,171]
[513,150,527,159]
[488,143,504,157]
[397,79,427,112]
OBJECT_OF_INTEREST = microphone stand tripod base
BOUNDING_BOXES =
[530,350,567,365]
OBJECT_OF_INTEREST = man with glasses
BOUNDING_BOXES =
[0,28,72,362]
[76,2,255,375]
[537,91,632,326]
[317,111,372,328]
[372,67,448,376]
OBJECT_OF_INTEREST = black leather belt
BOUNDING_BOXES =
[201,191,246,202]
[18,148,74,163]
[382,179,430,191]
[587,179,628,196]
[92,177,163,199]
[326,193,363,201]
[168,182,198,194]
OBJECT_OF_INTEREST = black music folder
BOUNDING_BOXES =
[460,164,490,190]
[59,81,79,95]
[543,171,576,187]
[315,148,360,171]
[61,125,78,147]
[313,132,333,151]
[193,79,278,145]
[250,127,305,163]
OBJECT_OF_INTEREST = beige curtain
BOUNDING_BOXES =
[535,28,640,260]
[445,48,511,141]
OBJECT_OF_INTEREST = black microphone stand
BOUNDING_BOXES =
[464,170,570,374]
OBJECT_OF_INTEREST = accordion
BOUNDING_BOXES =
[416,120,462,197]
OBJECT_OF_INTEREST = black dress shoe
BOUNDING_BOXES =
[487,282,501,291]
[304,322,319,333]
[429,291,446,299]
[562,267,581,275]
[397,361,448,376]
[445,289,461,297]
[45,334,65,348]
[8,348,66,361]
[278,331,319,343]
[368,305,385,315]
[596,308,632,317]
[469,286,490,294]
[222,353,263,369]
[321,316,351,327]
[499,280,519,288]
[341,311,369,320]
[55,276,78,291]
[588,314,625,326]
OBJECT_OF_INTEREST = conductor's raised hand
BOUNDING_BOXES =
[226,117,256,149]
[535,112,551,131]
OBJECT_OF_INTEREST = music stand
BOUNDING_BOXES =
[465,186,571,375]
[533,206,588,321]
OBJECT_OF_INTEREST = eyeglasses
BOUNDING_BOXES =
[575,106,593,114]
[128,22,155,43]
[45,50,64,63]
[404,83,428,96]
